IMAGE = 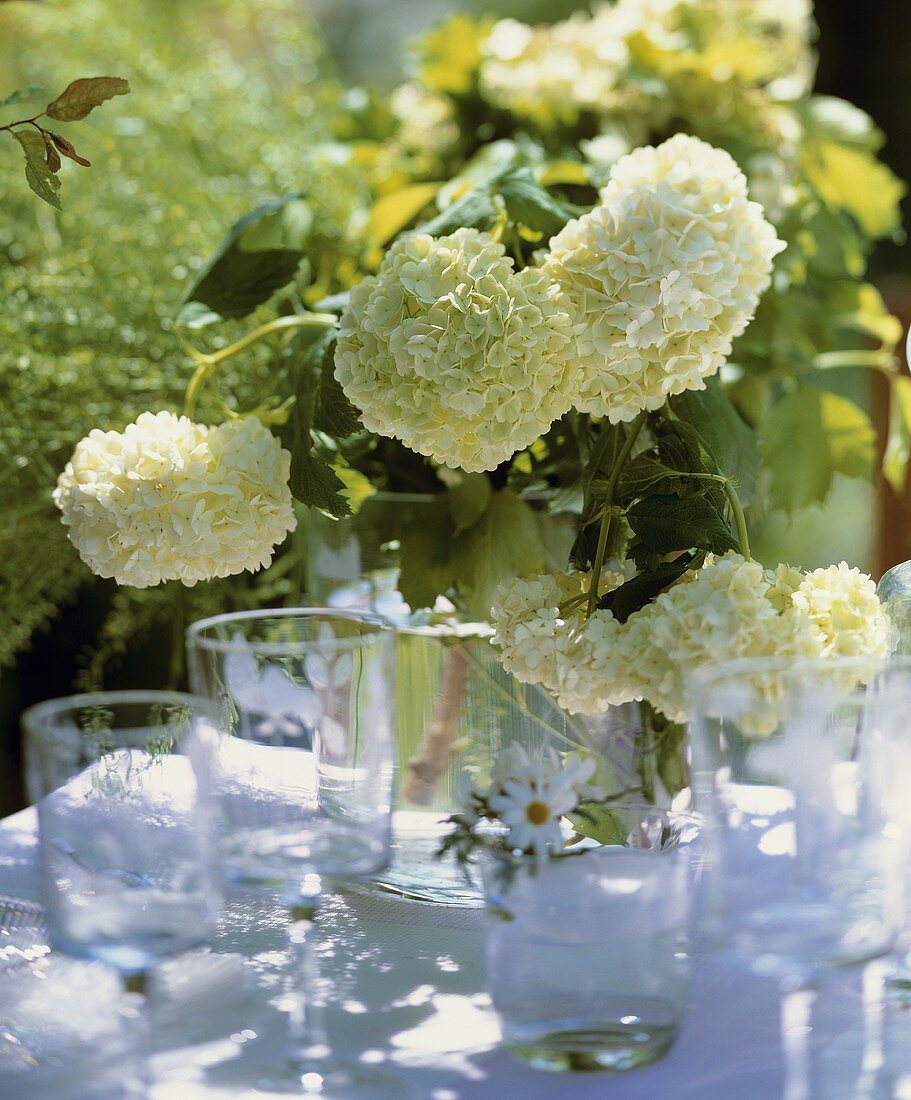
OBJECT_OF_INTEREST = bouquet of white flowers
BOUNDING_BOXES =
[48,1,902,787]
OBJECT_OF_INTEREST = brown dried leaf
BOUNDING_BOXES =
[43,137,61,172]
[45,76,129,122]
[50,132,92,167]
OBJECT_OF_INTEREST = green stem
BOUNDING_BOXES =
[183,361,212,419]
[179,313,336,419]
[585,411,648,618]
[722,480,751,560]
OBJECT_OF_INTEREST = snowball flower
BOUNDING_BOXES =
[479,15,629,129]
[543,134,784,423]
[334,228,575,472]
[54,411,296,588]
[622,553,819,724]
[487,744,595,858]
[790,562,892,659]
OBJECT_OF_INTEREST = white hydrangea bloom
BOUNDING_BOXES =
[543,134,784,423]
[623,553,819,723]
[491,567,638,714]
[390,82,459,159]
[479,15,628,129]
[609,0,815,94]
[335,228,575,472]
[54,411,296,588]
[791,562,892,659]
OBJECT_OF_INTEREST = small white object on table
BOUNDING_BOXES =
[0,808,902,1100]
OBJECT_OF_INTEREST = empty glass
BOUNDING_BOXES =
[691,656,902,1100]
[482,805,700,1073]
[187,608,398,1098]
[23,691,221,1099]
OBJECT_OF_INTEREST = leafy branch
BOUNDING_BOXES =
[2,77,129,208]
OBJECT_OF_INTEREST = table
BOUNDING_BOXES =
[1,807,907,1100]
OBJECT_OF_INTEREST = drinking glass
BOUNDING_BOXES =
[691,656,902,1100]
[23,691,222,1099]
[187,608,397,1098]
[482,804,700,1073]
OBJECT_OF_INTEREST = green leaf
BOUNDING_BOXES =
[496,169,573,238]
[654,717,689,798]
[368,182,441,246]
[598,553,704,623]
[397,498,457,610]
[615,455,683,503]
[627,493,739,556]
[884,375,911,493]
[14,130,61,210]
[290,447,351,519]
[759,389,875,511]
[0,86,44,109]
[452,490,545,619]
[414,188,499,238]
[312,335,361,438]
[448,473,492,535]
[798,96,884,151]
[669,378,760,504]
[570,802,631,845]
[181,195,307,320]
[803,136,905,239]
[288,330,351,519]
[45,76,129,122]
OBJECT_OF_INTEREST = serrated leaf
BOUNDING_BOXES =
[570,802,631,845]
[759,389,875,511]
[627,493,738,556]
[289,448,351,519]
[447,473,491,535]
[288,330,351,519]
[313,336,361,438]
[45,76,129,122]
[615,455,682,503]
[598,553,703,623]
[368,182,441,246]
[414,188,499,238]
[497,169,573,238]
[181,195,306,320]
[15,130,61,210]
[669,379,759,504]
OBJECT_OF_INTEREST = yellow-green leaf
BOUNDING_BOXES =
[368,182,441,247]
[46,76,130,122]
[884,375,911,493]
[760,389,875,511]
[14,130,61,210]
[803,138,905,239]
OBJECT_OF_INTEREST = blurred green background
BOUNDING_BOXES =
[1,0,908,814]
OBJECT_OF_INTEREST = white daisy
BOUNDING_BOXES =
[487,745,595,858]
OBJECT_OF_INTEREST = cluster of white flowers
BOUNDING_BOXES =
[610,0,815,93]
[492,553,892,724]
[334,227,576,472]
[543,134,784,423]
[485,743,597,858]
[54,411,296,588]
[390,82,459,160]
[479,14,629,130]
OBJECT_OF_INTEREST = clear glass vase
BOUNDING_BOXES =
[303,495,691,904]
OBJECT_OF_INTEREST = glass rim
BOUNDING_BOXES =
[22,689,217,739]
[186,606,396,656]
[689,653,911,695]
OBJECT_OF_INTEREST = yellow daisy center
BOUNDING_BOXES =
[525,800,551,826]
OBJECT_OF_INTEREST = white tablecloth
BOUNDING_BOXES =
[2,808,909,1100]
